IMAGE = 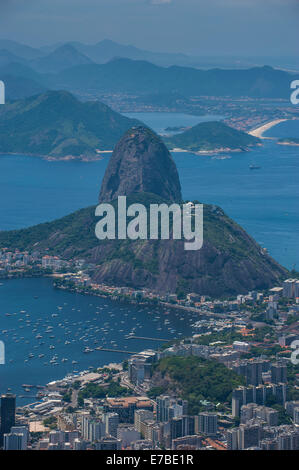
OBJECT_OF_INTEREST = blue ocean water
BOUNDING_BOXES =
[0,278,196,403]
[175,139,299,270]
[124,112,223,135]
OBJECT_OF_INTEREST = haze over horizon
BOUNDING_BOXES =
[0,0,298,57]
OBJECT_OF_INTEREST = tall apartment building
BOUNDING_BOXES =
[104,412,119,438]
[0,393,16,446]
[117,426,140,448]
[198,412,218,436]
[10,426,29,449]
[81,415,105,442]
[49,430,79,447]
[283,279,297,298]
[285,401,299,419]
[278,431,299,450]
[232,359,270,386]
[128,351,157,385]
[293,408,299,425]
[161,415,195,448]
[227,428,239,450]
[232,384,287,417]
[271,362,287,384]
[134,409,154,434]
[283,279,299,298]
[170,416,195,441]
[238,424,261,450]
[156,396,188,422]
[3,433,26,450]
[240,404,278,426]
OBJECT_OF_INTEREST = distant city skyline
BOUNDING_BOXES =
[0,0,298,57]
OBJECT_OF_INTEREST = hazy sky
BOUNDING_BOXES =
[0,0,299,56]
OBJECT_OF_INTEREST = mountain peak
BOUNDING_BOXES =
[31,43,93,73]
[99,126,182,203]
[50,43,92,60]
[0,91,142,158]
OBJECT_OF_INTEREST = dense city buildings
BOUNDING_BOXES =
[0,252,298,451]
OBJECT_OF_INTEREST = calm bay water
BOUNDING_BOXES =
[124,112,223,135]
[0,112,298,401]
[0,278,196,403]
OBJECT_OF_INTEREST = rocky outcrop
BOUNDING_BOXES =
[89,203,287,297]
[99,126,182,203]
[0,127,287,298]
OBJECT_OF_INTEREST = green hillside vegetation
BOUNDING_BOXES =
[194,329,245,346]
[0,194,271,267]
[149,356,245,414]
[0,90,141,157]
[77,381,133,407]
[0,191,286,297]
[164,121,260,152]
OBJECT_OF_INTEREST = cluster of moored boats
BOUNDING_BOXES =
[1,298,199,400]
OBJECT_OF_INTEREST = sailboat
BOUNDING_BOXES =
[249,163,261,170]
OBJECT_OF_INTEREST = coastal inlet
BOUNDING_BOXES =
[0,277,197,405]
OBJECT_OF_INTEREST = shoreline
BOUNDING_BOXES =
[0,151,105,162]
[248,119,288,139]
[0,276,185,407]
[277,141,299,147]
[170,146,253,156]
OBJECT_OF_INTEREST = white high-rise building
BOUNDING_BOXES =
[4,433,27,450]
[283,279,297,298]
[81,415,105,442]
[10,426,29,449]
[104,413,119,438]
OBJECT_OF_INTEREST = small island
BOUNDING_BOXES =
[163,121,260,154]
[164,126,188,133]
[277,137,299,147]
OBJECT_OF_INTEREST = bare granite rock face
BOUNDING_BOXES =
[99,126,182,203]
[88,210,287,297]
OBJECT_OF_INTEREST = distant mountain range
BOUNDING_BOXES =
[30,44,94,73]
[0,39,42,60]
[0,39,298,102]
[0,57,296,102]
[60,39,193,68]
[54,60,295,98]
[0,74,46,101]
[1,39,299,71]
[0,62,48,100]
[0,91,141,158]
[0,49,27,67]
[0,38,213,72]
[0,39,260,70]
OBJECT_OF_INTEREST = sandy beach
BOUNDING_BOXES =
[248,119,288,139]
